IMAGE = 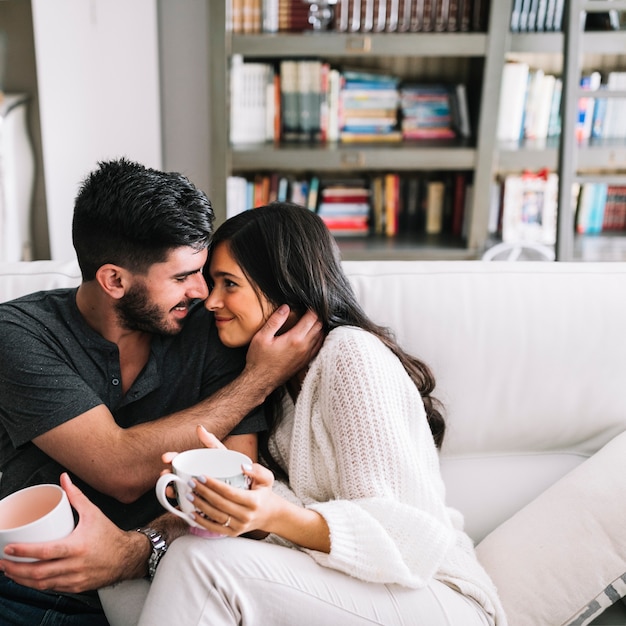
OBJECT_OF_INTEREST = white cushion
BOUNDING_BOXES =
[0,259,81,302]
[475,430,626,626]
[440,452,587,543]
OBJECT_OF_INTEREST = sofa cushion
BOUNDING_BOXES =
[440,451,587,543]
[475,430,626,626]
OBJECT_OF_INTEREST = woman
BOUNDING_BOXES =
[138,203,506,626]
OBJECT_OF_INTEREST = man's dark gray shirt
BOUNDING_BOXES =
[0,288,265,530]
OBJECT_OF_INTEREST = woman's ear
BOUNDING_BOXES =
[95,264,127,299]
[275,308,302,336]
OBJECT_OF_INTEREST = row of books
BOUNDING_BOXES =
[497,64,561,142]
[490,171,626,246]
[228,0,490,34]
[230,58,471,144]
[333,0,490,32]
[511,1,626,33]
[510,0,564,32]
[576,183,626,235]
[497,63,626,143]
[227,171,473,238]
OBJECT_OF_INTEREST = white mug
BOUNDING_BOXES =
[155,448,251,537]
[0,484,75,562]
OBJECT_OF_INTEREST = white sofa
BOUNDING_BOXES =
[2,259,626,626]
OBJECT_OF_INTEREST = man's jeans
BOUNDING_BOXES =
[0,574,109,625]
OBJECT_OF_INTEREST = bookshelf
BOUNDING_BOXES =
[208,0,518,261]
[210,1,626,261]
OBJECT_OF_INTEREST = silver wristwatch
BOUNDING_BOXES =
[136,527,168,581]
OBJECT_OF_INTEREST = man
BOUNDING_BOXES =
[0,159,322,624]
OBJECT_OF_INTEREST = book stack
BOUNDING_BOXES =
[339,70,401,143]
[317,179,371,236]
[400,84,456,140]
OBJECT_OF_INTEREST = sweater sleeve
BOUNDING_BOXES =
[296,327,457,587]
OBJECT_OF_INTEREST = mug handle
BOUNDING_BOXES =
[155,473,193,523]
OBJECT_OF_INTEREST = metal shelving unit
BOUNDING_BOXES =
[556,0,626,260]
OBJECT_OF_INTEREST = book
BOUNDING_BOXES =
[449,83,471,138]
[384,173,400,236]
[457,0,471,30]
[511,0,524,31]
[519,0,532,31]
[226,176,248,217]
[497,62,530,142]
[535,0,549,30]
[280,60,301,141]
[546,77,562,137]
[501,171,558,244]
[447,0,459,31]
[527,0,540,31]
[298,59,323,141]
[425,179,445,234]
[373,0,388,31]
[451,171,468,237]
[472,0,489,31]
[433,0,449,31]
[349,0,363,32]
[385,0,400,31]
[544,0,557,30]
[398,0,413,31]
[576,71,602,143]
[371,175,386,234]
[410,0,425,30]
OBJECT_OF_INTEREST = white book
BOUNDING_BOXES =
[230,56,271,144]
[497,62,530,142]
[535,0,548,30]
[511,0,524,31]
[226,176,249,218]
[262,0,279,32]
[327,68,342,142]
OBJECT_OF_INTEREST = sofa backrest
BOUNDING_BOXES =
[0,260,82,302]
[3,259,626,542]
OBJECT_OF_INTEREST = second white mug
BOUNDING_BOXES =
[155,448,251,537]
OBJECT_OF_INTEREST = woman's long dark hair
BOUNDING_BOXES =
[207,203,445,475]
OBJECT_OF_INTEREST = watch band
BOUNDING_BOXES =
[136,527,168,581]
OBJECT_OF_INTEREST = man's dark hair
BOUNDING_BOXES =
[72,158,214,280]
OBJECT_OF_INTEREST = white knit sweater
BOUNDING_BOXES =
[266,326,507,626]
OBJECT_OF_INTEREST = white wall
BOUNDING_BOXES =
[32,0,162,261]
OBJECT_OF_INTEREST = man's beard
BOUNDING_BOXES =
[116,282,187,335]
